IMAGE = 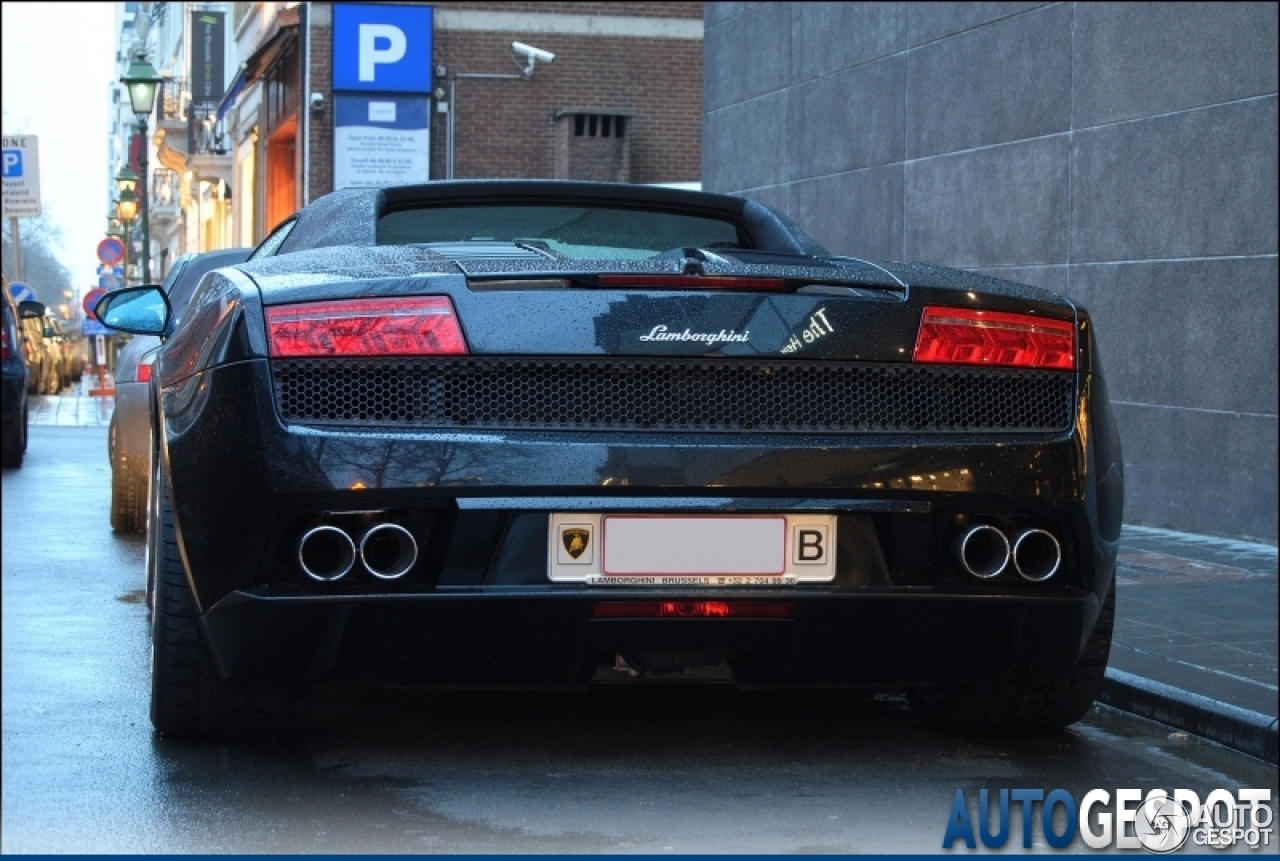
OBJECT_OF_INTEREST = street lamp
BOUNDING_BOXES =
[120,50,163,284]
[114,190,138,286]
[115,186,139,224]
[115,164,139,196]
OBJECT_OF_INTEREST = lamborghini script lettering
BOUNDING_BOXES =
[640,325,750,345]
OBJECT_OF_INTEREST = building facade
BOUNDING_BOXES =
[114,1,704,261]
[702,2,1278,542]
[111,1,238,279]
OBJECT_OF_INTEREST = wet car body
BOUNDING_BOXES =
[109,247,249,532]
[2,283,45,468]
[99,181,1123,736]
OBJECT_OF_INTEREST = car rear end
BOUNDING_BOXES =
[157,255,1120,701]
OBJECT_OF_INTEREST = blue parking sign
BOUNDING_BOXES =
[2,149,23,178]
[333,4,433,93]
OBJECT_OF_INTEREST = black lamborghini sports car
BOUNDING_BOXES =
[95,181,1123,737]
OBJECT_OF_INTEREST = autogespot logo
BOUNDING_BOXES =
[1134,795,1192,853]
[942,787,1273,852]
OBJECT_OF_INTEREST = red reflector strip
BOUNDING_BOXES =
[591,601,795,619]
[136,361,152,383]
[595,275,785,291]
[913,306,1076,370]
[266,297,468,358]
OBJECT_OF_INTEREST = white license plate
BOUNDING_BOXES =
[547,513,837,584]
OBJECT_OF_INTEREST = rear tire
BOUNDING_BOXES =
[150,473,310,737]
[110,436,146,533]
[907,581,1115,731]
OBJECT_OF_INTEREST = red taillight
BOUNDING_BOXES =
[136,361,152,383]
[595,275,785,291]
[1,328,9,360]
[913,307,1076,370]
[266,297,468,358]
[591,601,795,619]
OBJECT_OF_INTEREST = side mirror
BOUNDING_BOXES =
[17,300,46,320]
[94,285,171,336]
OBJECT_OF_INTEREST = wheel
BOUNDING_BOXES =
[150,472,311,737]
[109,426,147,533]
[907,581,1115,731]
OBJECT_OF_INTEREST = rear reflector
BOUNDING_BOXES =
[267,297,468,358]
[595,275,785,291]
[136,361,153,383]
[592,601,795,619]
[913,307,1076,370]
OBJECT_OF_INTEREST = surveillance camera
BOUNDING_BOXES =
[512,41,555,64]
[309,92,325,112]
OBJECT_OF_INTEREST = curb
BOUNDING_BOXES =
[1100,668,1279,765]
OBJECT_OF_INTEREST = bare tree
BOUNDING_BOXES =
[1,214,74,309]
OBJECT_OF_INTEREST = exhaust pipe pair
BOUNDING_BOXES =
[954,525,1061,582]
[298,523,418,582]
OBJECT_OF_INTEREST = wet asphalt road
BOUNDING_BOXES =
[3,426,1276,854]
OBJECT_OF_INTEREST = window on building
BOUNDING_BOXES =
[573,113,627,139]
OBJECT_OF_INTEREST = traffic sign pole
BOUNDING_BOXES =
[8,217,20,281]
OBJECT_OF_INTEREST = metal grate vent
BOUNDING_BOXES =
[271,358,1075,434]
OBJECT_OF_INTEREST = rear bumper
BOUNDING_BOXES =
[202,588,1101,688]
[161,359,1119,689]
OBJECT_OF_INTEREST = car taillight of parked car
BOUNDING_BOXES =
[137,360,153,383]
[265,297,469,357]
[1,327,10,360]
[913,306,1076,370]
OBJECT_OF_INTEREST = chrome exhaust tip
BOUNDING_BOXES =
[1012,529,1061,581]
[955,525,1011,579]
[298,525,357,582]
[359,523,418,580]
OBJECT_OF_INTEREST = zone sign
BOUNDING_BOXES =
[2,135,41,218]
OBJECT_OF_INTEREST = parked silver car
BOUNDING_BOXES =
[110,248,249,532]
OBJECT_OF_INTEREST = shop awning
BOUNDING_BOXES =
[214,6,299,122]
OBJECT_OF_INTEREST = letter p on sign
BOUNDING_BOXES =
[359,24,406,81]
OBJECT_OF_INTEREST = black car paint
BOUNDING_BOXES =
[137,182,1121,694]
[2,291,46,466]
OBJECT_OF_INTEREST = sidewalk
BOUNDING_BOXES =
[1102,525,1278,763]
[28,371,115,427]
[22,383,1280,762]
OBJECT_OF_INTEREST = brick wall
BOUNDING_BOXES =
[306,3,334,200]
[435,29,700,182]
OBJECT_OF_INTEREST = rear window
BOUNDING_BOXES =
[377,205,747,260]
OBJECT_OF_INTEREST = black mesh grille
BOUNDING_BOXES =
[271,358,1075,433]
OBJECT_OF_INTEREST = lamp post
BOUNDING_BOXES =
[115,165,139,286]
[120,50,163,285]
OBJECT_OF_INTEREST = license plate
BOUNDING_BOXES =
[547,513,837,584]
